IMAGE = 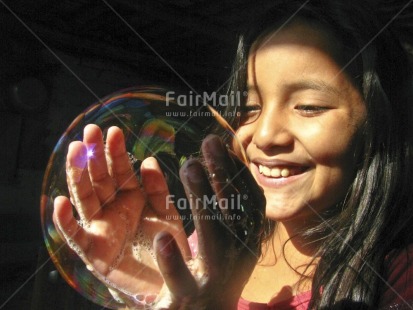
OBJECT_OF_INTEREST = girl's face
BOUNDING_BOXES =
[236,22,366,223]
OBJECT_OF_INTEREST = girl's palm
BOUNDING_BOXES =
[53,124,190,304]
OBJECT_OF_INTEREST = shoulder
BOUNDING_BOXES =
[379,244,413,309]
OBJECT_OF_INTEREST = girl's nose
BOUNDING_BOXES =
[251,110,294,151]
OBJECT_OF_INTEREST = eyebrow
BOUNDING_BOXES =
[247,79,341,96]
[286,79,340,95]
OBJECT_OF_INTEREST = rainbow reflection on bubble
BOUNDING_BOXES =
[40,86,212,309]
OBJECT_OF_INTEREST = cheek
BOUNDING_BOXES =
[299,116,359,168]
[302,122,360,207]
[309,136,355,168]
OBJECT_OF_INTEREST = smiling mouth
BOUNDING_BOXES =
[258,164,308,178]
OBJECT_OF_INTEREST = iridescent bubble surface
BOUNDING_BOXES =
[40,86,212,309]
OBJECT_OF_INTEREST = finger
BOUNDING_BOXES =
[106,126,139,190]
[204,135,265,242]
[154,232,198,300]
[83,124,116,205]
[53,196,89,250]
[202,135,253,245]
[227,150,266,241]
[141,157,176,217]
[155,152,195,236]
[141,157,191,258]
[179,159,228,267]
[66,141,102,222]
[202,135,240,215]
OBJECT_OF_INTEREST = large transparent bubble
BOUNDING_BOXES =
[40,86,215,309]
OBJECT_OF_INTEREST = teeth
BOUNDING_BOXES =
[262,166,271,176]
[281,168,290,177]
[270,168,281,177]
[259,165,293,178]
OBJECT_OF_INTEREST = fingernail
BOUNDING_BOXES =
[156,232,175,257]
[204,135,225,157]
[135,294,145,302]
[145,294,157,303]
[183,161,204,183]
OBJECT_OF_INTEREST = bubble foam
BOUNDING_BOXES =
[41,86,212,308]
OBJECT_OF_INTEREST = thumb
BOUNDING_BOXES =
[154,232,198,301]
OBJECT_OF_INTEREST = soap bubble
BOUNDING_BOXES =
[40,86,213,308]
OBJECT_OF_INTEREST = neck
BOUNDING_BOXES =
[261,220,322,268]
[241,220,321,303]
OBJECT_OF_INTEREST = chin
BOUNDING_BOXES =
[264,196,325,223]
[265,204,303,222]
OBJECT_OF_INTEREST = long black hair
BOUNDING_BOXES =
[218,0,413,308]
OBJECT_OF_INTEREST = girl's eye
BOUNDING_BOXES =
[295,105,329,116]
[237,104,261,124]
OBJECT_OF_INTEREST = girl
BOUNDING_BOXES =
[53,0,413,308]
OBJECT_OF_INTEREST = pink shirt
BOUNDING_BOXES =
[238,245,413,309]
[238,291,311,310]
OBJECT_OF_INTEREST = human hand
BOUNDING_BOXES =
[152,135,266,309]
[53,124,191,306]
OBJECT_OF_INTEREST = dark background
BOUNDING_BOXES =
[0,0,275,308]
[1,1,412,309]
